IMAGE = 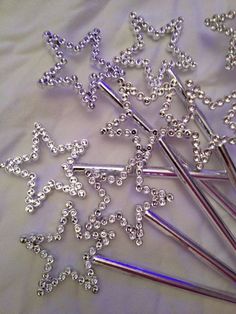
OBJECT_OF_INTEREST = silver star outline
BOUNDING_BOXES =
[38,29,124,109]
[0,122,88,213]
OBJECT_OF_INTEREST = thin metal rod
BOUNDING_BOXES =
[98,80,236,251]
[73,163,236,220]
[166,144,236,220]
[93,255,236,303]
[75,159,236,274]
[144,210,236,282]
[73,163,228,181]
[200,181,236,220]
[166,67,236,190]
[159,137,236,250]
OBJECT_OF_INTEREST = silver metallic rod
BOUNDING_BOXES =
[166,67,236,190]
[200,181,236,220]
[167,145,236,220]
[74,164,235,274]
[93,255,236,303]
[98,80,236,251]
[144,210,236,282]
[159,137,236,250]
[73,163,228,181]
[73,163,236,220]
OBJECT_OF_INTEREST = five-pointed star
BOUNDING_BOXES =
[0,122,88,213]
[20,201,116,296]
[83,130,174,246]
[38,29,123,110]
[101,115,174,205]
[113,11,196,96]
[205,11,236,70]
[83,167,145,246]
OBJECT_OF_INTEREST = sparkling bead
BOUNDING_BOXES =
[37,289,45,296]
[25,205,34,214]
[107,175,115,184]
[108,214,116,223]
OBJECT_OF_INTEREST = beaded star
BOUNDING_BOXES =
[69,158,145,246]
[83,168,144,246]
[113,12,196,106]
[71,159,142,246]
[68,121,174,247]
[99,131,173,203]
[38,29,123,110]
[0,122,88,213]
[205,10,236,70]
[20,201,116,296]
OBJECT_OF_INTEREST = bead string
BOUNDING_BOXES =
[205,10,236,70]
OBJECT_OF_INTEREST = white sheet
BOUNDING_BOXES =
[0,1,235,313]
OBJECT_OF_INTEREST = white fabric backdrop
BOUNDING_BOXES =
[0,1,235,313]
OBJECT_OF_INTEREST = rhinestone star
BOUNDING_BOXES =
[38,29,123,110]
[20,201,116,296]
[83,168,145,246]
[82,133,174,246]
[98,130,174,208]
[0,122,88,213]
[113,12,196,106]
[205,10,236,70]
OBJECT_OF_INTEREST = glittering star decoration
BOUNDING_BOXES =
[112,12,196,106]
[73,160,149,247]
[205,10,236,70]
[38,29,124,110]
[20,201,116,296]
[0,122,88,213]
[83,169,144,246]
[82,128,173,246]
[99,127,174,207]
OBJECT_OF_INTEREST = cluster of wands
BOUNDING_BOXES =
[1,11,236,303]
